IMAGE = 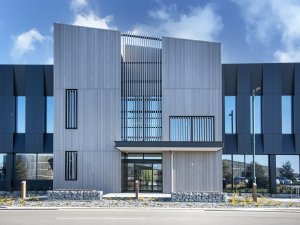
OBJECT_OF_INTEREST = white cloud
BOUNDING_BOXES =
[233,0,300,62]
[10,29,45,59]
[70,0,88,10]
[72,10,115,29]
[46,57,53,64]
[70,0,116,30]
[131,4,223,41]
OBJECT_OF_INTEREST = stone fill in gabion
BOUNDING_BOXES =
[171,192,227,202]
[47,190,103,201]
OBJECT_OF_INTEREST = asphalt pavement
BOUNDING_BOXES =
[1,208,300,225]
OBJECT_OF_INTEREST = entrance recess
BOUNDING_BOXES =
[122,153,162,192]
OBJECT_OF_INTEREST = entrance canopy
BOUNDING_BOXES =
[115,141,223,153]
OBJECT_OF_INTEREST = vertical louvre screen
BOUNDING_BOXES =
[65,89,78,129]
[170,116,215,142]
[65,151,77,180]
[121,33,162,141]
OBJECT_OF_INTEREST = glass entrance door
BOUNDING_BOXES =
[122,153,163,192]
[135,163,153,191]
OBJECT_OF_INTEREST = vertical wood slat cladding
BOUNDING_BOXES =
[162,37,222,193]
[162,38,222,142]
[121,34,162,141]
[54,24,121,192]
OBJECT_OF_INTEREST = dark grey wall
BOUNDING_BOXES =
[0,65,53,191]
[223,63,300,155]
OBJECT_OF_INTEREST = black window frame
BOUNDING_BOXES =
[65,89,78,129]
[65,151,78,181]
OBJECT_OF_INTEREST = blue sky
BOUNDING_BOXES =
[1,0,300,64]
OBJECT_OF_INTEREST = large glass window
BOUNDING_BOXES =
[276,155,300,193]
[122,97,162,141]
[16,96,26,133]
[37,154,53,180]
[15,154,36,180]
[170,116,215,141]
[222,154,233,192]
[14,154,53,180]
[0,154,7,180]
[46,96,54,133]
[245,155,269,192]
[225,96,236,134]
[222,154,269,193]
[282,96,292,134]
[250,96,261,134]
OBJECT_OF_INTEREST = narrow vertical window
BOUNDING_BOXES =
[225,96,236,134]
[46,96,54,133]
[16,96,26,133]
[250,96,261,134]
[282,96,292,134]
[65,89,78,129]
[65,151,77,180]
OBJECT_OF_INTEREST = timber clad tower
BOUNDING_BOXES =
[54,24,222,193]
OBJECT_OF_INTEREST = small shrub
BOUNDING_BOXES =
[231,194,237,206]
[19,198,25,205]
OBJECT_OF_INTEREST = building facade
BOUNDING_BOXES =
[0,23,299,193]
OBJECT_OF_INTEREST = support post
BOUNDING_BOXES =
[171,151,174,192]
[21,181,26,200]
[135,180,139,199]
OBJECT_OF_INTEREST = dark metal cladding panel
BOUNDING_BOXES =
[282,63,294,95]
[296,134,300,154]
[223,64,237,96]
[44,65,53,96]
[25,133,43,153]
[26,95,45,133]
[282,134,295,154]
[263,134,273,154]
[237,64,250,94]
[237,134,251,153]
[223,134,238,154]
[0,95,15,133]
[250,64,263,93]
[295,64,300,94]
[25,66,44,95]
[255,134,264,155]
[44,134,53,153]
[0,65,14,95]
[0,134,13,152]
[14,65,26,96]
[13,134,25,153]
[268,155,277,194]
[295,93,300,153]
[262,64,273,94]
[272,64,283,93]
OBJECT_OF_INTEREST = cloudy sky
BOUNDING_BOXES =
[1,0,300,64]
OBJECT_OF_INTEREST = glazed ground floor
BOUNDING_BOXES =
[0,152,299,193]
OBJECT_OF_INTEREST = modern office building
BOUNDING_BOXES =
[0,23,299,193]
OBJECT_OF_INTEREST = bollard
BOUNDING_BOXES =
[252,183,257,203]
[21,181,26,200]
[135,180,139,199]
